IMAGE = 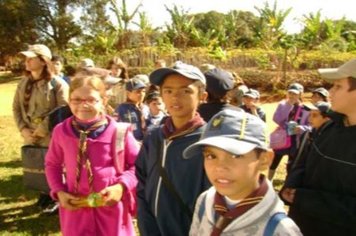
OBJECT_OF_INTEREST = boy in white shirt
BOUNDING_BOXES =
[184,109,302,236]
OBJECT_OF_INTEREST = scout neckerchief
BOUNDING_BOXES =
[211,175,268,236]
[162,112,205,140]
[71,117,108,193]
[24,77,43,112]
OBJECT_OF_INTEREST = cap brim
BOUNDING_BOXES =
[183,136,257,159]
[287,89,300,94]
[150,68,201,85]
[20,51,37,58]
[104,76,121,85]
[318,68,349,80]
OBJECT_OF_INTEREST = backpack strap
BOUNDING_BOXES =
[112,122,130,173]
[198,193,207,222]
[263,212,287,236]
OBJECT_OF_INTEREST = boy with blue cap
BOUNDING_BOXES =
[184,109,302,236]
[135,62,211,236]
[115,78,148,141]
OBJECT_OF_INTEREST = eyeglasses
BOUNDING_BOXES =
[70,98,100,105]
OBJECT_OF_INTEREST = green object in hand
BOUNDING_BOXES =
[87,193,103,207]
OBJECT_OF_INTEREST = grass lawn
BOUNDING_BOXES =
[0,76,288,235]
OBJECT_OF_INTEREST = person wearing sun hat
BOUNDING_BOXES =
[184,109,302,236]
[280,59,356,236]
[13,44,69,214]
[268,82,311,181]
[135,61,210,236]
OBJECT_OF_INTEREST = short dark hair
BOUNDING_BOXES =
[51,55,64,63]
[348,77,356,91]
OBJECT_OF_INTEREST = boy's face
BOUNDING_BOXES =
[311,93,324,104]
[329,78,356,115]
[242,96,257,108]
[161,74,202,120]
[308,110,330,129]
[53,60,63,75]
[148,97,165,115]
[203,146,269,200]
[127,88,146,104]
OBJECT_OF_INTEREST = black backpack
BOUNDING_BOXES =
[48,78,72,131]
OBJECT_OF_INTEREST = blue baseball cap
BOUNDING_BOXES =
[205,68,234,97]
[126,79,146,91]
[183,109,268,159]
[307,101,332,116]
[149,61,206,86]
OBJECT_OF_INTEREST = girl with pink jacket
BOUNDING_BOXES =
[45,75,140,236]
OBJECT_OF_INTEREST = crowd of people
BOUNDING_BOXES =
[12,43,356,235]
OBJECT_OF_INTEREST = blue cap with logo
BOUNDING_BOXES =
[125,78,146,91]
[149,61,206,86]
[183,109,268,159]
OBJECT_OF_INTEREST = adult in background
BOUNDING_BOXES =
[280,59,356,235]
[198,68,240,122]
[13,44,69,213]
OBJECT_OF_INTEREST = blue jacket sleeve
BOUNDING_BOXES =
[135,138,161,236]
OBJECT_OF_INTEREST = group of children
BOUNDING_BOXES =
[14,43,356,236]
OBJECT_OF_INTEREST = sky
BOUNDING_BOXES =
[120,0,356,34]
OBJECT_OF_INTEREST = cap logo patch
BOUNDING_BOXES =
[211,116,224,130]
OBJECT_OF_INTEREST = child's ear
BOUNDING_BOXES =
[200,91,208,103]
[258,150,274,171]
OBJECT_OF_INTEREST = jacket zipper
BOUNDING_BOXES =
[154,139,171,217]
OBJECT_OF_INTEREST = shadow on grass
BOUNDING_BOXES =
[0,204,59,235]
[0,159,22,169]
[0,174,60,235]
[0,74,21,84]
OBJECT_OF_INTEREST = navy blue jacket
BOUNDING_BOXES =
[135,125,210,236]
[285,114,356,235]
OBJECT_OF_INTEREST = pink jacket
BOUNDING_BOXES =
[45,115,139,236]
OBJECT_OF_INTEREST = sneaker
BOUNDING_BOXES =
[42,202,59,215]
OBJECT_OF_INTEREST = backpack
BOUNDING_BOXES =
[197,194,287,236]
[112,122,137,215]
[48,78,72,131]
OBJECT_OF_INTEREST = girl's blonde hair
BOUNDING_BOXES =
[70,75,107,104]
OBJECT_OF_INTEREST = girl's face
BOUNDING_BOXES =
[110,65,123,77]
[69,85,104,121]
[53,60,63,75]
[127,89,146,104]
[287,92,300,104]
[25,56,45,72]
[203,146,267,200]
